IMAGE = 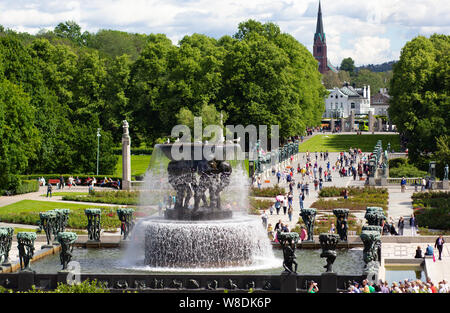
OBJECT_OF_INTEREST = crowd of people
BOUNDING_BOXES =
[344,278,449,293]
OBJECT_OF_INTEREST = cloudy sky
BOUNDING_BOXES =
[1,0,449,66]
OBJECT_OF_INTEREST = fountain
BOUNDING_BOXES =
[125,142,279,271]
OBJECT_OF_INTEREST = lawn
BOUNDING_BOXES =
[114,155,152,178]
[298,134,401,153]
[40,192,88,197]
[0,200,121,230]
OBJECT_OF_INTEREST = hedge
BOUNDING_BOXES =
[112,147,153,155]
[250,185,286,197]
[1,180,40,196]
[19,174,122,182]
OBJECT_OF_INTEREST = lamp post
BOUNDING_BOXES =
[96,128,101,175]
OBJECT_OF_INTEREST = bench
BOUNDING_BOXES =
[48,179,60,186]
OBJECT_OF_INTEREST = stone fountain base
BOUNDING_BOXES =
[164,208,233,221]
[139,215,273,269]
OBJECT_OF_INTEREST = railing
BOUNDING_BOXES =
[387,177,423,185]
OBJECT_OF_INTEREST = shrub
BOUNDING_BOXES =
[389,158,408,168]
[250,185,286,197]
[249,198,273,211]
[389,165,427,178]
[15,180,40,195]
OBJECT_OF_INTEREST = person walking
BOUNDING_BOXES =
[435,235,445,261]
[275,195,282,215]
[288,206,293,222]
[410,214,417,236]
[401,177,407,193]
[276,171,281,184]
[261,210,268,229]
[282,195,288,215]
[299,192,305,210]
[46,182,53,198]
[398,217,405,236]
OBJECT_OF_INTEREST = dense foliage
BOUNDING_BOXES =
[0,20,327,191]
[413,191,450,230]
[388,158,428,178]
[389,34,449,177]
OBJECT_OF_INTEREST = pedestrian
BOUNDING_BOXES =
[319,178,323,191]
[282,195,288,215]
[343,188,348,200]
[276,171,281,184]
[435,235,445,261]
[288,206,293,222]
[275,196,281,215]
[410,214,417,236]
[300,226,307,241]
[401,177,407,192]
[261,210,268,229]
[59,175,65,190]
[398,217,405,236]
[257,176,261,189]
[269,204,274,215]
[330,223,336,234]
[304,182,309,196]
[299,192,305,210]
[46,182,53,198]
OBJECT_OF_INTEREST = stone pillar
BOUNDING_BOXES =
[368,111,374,133]
[378,118,383,131]
[330,118,335,132]
[350,111,355,132]
[340,118,345,132]
[122,120,132,190]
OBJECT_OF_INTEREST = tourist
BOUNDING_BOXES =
[435,235,445,261]
[39,176,46,186]
[307,281,319,293]
[59,175,65,189]
[261,210,268,229]
[288,206,293,222]
[267,223,274,241]
[319,178,323,191]
[68,176,74,189]
[329,223,336,234]
[400,177,407,192]
[410,214,417,236]
[257,176,261,189]
[343,188,348,200]
[282,195,288,215]
[288,192,293,207]
[269,203,274,215]
[390,220,398,235]
[281,223,289,232]
[274,220,282,232]
[415,246,423,258]
[46,182,53,198]
[275,195,281,215]
[299,192,305,210]
[398,217,405,236]
[425,244,434,256]
[304,182,309,196]
[276,171,281,184]
[421,178,426,191]
[314,179,318,191]
[300,226,307,241]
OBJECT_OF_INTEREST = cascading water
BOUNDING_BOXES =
[122,143,280,272]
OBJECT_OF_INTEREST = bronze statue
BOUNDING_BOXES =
[17,232,36,271]
[277,231,299,274]
[57,232,78,270]
[319,233,339,272]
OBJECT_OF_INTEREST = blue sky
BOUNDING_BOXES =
[0,0,449,66]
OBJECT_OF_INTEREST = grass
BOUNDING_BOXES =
[62,190,140,205]
[298,134,401,152]
[113,155,152,178]
[0,200,121,230]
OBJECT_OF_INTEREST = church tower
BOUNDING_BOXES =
[313,1,328,74]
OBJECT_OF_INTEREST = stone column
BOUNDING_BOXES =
[122,120,132,190]
[330,118,335,132]
[350,111,355,132]
[368,111,374,132]
[378,118,383,131]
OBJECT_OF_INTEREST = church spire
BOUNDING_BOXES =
[315,0,325,43]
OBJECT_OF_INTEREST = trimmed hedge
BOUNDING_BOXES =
[388,158,427,178]
[112,147,153,155]
[413,191,450,230]
[250,185,286,197]
[16,180,40,194]
[19,174,122,182]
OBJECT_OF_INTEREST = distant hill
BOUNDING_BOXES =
[356,61,397,72]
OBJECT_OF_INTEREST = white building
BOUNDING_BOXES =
[370,88,390,116]
[324,83,374,118]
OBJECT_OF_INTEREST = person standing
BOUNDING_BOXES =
[300,226,307,241]
[46,182,53,198]
[435,235,445,261]
[261,210,268,229]
[400,177,407,192]
[257,176,262,189]
[288,206,293,222]
[276,171,281,184]
[299,192,305,210]
[398,217,405,236]
[282,194,288,215]
[410,214,417,236]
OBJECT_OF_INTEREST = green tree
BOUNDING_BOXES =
[352,69,384,94]
[340,57,355,73]
[389,34,449,164]
[54,21,89,46]
[322,70,342,88]
[0,79,39,191]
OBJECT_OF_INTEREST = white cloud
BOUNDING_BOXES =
[0,0,448,65]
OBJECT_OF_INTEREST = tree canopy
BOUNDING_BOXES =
[0,20,327,191]
[389,34,449,176]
